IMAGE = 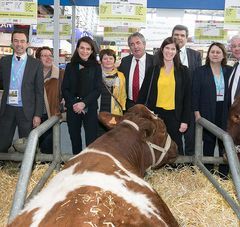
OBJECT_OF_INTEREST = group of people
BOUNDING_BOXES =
[0,26,240,179]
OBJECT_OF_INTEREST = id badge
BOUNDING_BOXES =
[217,94,224,101]
[9,89,18,104]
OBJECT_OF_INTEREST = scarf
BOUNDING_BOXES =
[102,68,119,88]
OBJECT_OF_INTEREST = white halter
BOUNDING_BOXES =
[122,119,172,168]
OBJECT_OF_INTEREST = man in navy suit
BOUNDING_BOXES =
[172,25,202,156]
[0,30,44,153]
[119,32,153,109]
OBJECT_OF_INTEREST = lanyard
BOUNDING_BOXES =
[214,67,224,95]
[11,56,27,84]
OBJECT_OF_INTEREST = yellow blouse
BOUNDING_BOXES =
[156,66,175,110]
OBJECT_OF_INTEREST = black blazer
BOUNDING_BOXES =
[186,48,202,72]
[0,55,44,120]
[138,65,191,124]
[62,62,102,110]
[192,64,233,134]
[118,53,154,109]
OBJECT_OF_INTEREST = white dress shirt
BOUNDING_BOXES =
[128,53,146,100]
[180,46,189,67]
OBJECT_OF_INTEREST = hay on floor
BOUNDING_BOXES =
[0,163,239,227]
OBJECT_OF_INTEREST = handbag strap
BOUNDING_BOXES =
[102,80,123,112]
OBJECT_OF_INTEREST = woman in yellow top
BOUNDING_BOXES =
[98,48,126,136]
[138,37,191,154]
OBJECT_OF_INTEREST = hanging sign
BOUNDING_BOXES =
[37,15,72,40]
[194,20,227,44]
[99,0,147,27]
[0,0,37,25]
[224,0,240,29]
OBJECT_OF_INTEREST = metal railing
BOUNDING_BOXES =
[194,117,240,218]
[8,116,63,222]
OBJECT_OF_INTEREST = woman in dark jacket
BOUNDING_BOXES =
[192,42,232,177]
[138,37,191,155]
[62,37,101,154]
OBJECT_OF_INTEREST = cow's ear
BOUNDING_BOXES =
[98,112,123,129]
[139,119,156,140]
[231,114,240,123]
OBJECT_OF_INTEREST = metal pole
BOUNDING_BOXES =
[53,0,60,67]
[71,5,76,55]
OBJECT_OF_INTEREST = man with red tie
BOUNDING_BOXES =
[229,35,240,105]
[119,32,154,109]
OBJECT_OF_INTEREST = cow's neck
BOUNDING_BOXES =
[89,125,152,178]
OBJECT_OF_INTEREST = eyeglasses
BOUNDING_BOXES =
[41,55,53,58]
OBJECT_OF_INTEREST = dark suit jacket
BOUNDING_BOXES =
[0,55,44,120]
[138,65,191,124]
[118,53,154,109]
[186,48,202,72]
[192,64,233,140]
[62,62,102,110]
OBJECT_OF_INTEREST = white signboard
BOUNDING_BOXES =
[224,0,240,29]
[99,0,147,27]
[195,20,227,44]
[37,15,72,40]
[0,0,37,25]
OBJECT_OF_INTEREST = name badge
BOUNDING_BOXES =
[9,89,18,104]
[217,94,224,102]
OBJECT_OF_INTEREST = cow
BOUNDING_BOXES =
[8,104,178,227]
[227,96,240,160]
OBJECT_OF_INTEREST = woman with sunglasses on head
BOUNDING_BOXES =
[62,37,102,154]
[35,46,63,153]
[192,42,232,178]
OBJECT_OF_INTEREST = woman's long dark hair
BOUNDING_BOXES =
[157,37,181,68]
[71,36,97,63]
[205,42,227,66]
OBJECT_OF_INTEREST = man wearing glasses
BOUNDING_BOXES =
[0,30,44,154]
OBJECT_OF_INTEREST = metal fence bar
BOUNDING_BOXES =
[8,116,60,222]
[195,117,240,217]
[196,160,240,219]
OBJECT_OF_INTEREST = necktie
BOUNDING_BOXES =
[229,62,239,105]
[16,56,21,61]
[132,59,139,102]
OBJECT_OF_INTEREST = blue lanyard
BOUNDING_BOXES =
[11,56,27,83]
[214,67,224,95]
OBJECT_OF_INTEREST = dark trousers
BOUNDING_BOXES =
[39,114,53,154]
[203,101,229,177]
[0,105,32,153]
[154,107,183,155]
[67,108,98,154]
[203,140,229,177]
[183,112,195,155]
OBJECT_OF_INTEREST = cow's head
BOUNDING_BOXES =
[99,104,178,169]
[227,96,240,160]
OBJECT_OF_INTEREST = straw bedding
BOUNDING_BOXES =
[0,162,239,227]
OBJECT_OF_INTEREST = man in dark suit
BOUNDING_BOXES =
[118,32,153,109]
[0,30,44,153]
[229,35,240,105]
[172,25,202,156]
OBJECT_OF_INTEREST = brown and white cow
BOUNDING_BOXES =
[8,104,178,227]
[227,96,240,160]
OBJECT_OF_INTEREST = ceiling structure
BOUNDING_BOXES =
[38,0,225,10]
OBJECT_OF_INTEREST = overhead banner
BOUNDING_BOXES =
[0,0,37,25]
[103,27,138,42]
[224,0,240,29]
[37,15,72,40]
[194,20,227,44]
[99,0,147,27]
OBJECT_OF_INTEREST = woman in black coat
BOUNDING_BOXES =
[138,37,191,155]
[192,42,233,177]
[62,37,102,154]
